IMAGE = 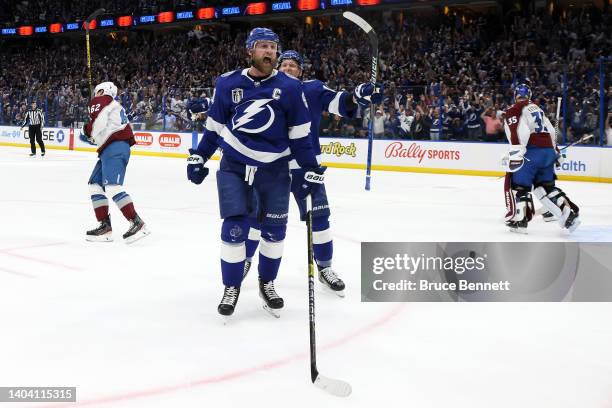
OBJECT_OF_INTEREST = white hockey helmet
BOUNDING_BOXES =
[94,81,118,98]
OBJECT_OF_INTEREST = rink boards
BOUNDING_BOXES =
[1,125,611,183]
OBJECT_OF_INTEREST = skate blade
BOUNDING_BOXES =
[86,234,113,242]
[320,283,346,298]
[262,303,281,318]
[124,227,151,244]
[508,227,528,235]
[543,217,557,223]
[566,218,581,233]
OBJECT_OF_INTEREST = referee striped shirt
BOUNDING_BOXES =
[22,108,45,126]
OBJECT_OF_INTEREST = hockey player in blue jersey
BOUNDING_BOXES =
[242,50,382,297]
[502,83,580,234]
[186,29,323,318]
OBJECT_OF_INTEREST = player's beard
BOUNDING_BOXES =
[251,53,277,76]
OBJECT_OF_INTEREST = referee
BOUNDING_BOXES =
[21,101,46,157]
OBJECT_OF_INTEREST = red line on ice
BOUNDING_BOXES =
[31,304,405,408]
[0,265,37,279]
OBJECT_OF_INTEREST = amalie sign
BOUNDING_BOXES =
[384,142,461,163]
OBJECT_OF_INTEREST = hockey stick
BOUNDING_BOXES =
[306,195,352,397]
[85,8,105,96]
[343,12,378,191]
[558,133,593,152]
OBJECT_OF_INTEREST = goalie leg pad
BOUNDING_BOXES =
[504,179,533,222]
[534,183,580,231]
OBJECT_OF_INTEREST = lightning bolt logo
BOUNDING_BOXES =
[232,99,275,134]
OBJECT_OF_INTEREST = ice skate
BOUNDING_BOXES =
[318,266,346,297]
[123,214,150,244]
[564,211,581,233]
[86,216,113,242]
[259,278,283,318]
[218,286,240,323]
[542,211,556,222]
[506,219,528,234]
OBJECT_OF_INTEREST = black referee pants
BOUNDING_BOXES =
[28,124,45,154]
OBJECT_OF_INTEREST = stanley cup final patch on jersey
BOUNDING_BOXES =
[232,88,243,103]
[272,88,282,100]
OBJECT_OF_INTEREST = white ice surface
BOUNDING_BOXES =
[1,147,611,408]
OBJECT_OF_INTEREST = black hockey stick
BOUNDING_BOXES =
[306,195,352,397]
[343,12,378,191]
[558,133,594,152]
[85,8,105,96]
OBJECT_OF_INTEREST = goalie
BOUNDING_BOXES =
[501,84,580,234]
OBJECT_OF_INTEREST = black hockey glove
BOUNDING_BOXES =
[187,148,209,184]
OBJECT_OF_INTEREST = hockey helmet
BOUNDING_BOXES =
[245,27,280,52]
[94,81,118,98]
[514,84,532,101]
[278,50,304,70]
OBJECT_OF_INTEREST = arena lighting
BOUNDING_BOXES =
[221,6,241,15]
[330,0,352,5]
[18,26,34,36]
[196,7,215,19]
[82,20,97,30]
[66,22,79,30]
[138,15,156,24]
[100,18,114,27]
[117,16,133,27]
[297,0,319,10]
[271,1,292,11]
[1,28,17,35]
[158,11,175,23]
[176,11,194,19]
[49,23,62,33]
[356,0,381,5]
[35,26,47,33]
[246,2,267,15]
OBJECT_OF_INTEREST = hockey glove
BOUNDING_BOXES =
[79,123,96,145]
[354,83,384,107]
[296,166,326,200]
[555,147,567,169]
[187,148,209,185]
[501,146,526,173]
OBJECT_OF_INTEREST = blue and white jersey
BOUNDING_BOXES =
[286,79,354,169]
[302,79,353,156]
[188,97,212,114]
[197,69,318,169]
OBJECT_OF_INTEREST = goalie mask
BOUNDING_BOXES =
[94,81,118,98]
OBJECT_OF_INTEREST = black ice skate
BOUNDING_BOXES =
[542,211,557,222]
[318,266,346,298]
[564,211,581,233]
[218,286,240,319]
[506,219,528,234]
[123,214,150,244]
[86,216,113,242]
[259,278,283,318]
[243,259,252,279]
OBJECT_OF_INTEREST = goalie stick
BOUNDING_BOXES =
[343,11,378,191]
[306,195,352,398]
[85,8,105,97]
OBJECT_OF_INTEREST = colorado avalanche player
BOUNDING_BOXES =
[502,84,580,233]
[186,29,323,318]
[81,81,150,243]
[243,50,382,297]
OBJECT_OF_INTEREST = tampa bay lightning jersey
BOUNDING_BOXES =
[302,79,353,158]
[188,97,211,114]
[197,69,318,169]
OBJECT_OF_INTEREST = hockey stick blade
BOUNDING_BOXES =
[314,373,352,397]
[342,11,373,33]
[86,8,106,23]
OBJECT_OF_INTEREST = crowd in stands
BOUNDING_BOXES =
[1,6,611,144]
